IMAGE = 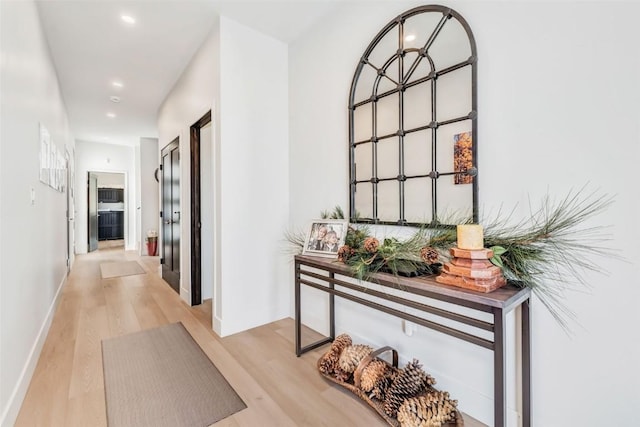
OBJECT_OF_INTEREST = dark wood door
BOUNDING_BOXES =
[161,138,180,293]
[88,173,98,252]
[189,110,212,305]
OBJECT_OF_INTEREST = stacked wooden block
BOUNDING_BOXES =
[436,225,506,293]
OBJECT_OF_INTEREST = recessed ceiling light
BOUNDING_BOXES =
[405,34,416,42]
[112,81,123,88]
[121,15,136,24]
[107,113,116,118]
[110,96,121,103]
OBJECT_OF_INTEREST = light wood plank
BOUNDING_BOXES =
[65,389,107,427]
[68,304,109,398]
[103,278,142,337]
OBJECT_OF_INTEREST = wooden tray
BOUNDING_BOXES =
[318,346,464,427]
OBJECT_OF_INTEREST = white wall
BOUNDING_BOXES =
[217,16,290,335]
[95,171,124,188]
[158,18,219,302]
[139,137,159,255]
[74,140,137,252]
[289,2,640,426]
[0,1,74,424]
[158,15,290,336]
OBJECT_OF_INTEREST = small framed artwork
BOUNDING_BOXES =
[302,220,348,258]
[453,131,473,185]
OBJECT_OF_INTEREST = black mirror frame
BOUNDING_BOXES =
[348,5,478,227]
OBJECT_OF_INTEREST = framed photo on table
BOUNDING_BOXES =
[302,220,348,258]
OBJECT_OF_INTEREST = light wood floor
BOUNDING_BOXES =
[97,239,124,250]
[15,247,484,426]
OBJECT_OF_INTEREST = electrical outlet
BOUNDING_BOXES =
[402,320,416,336]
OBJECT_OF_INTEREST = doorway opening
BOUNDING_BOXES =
[87,171,126,252]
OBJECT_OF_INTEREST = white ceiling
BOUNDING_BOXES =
[36,1,344,146]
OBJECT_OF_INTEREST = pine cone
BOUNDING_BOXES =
[383,389,406,417]
[394,359,432,395]
[383,359,432,417]
[420,246,439,264]
[371,368,398,400]
[359,359,388,392]
[338,344,373,373]
[397,392,458,427]
[333,366,352,382]
[318,334,352,375]
[363,237,380,253]
[331,333,353,353]
[337,245,355,262]
[318,354,336,374]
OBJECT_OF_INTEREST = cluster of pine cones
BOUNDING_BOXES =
[318,334,459,427]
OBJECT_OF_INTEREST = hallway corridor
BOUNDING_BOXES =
[13,249,409,427]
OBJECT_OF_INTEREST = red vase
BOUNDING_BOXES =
[146,239,158,256]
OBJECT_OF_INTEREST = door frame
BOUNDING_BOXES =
[66,148,75,271]
[87,172,99,252]
[87,170,127,251]
[190,110,211,306]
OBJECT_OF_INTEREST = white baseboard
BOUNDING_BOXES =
[180,285,191,305]
[0,273,67,427]
[213,314,223,336]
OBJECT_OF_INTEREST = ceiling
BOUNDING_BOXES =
[36,1,344,147]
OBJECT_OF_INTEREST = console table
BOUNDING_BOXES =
[294,254,531,427]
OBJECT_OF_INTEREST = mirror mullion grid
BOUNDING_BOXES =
[471,46,479,223]
[349,5,477,226]
[371,95,378,222]
[398,20,406,225]
[430,65,438,224]
[425,12,450,225]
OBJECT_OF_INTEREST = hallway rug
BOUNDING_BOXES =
[102,322,246,427]
[100,260,145,279]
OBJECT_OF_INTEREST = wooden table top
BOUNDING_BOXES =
[295,254,531,312]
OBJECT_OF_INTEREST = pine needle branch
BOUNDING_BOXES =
[482,187,616,331]
[283,190,617,332]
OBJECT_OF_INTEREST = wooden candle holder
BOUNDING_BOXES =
[436,247,506,293]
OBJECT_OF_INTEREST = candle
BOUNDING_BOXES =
[457,224,484,250]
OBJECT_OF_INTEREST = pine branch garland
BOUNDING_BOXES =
[481,187,615,331]
[286,187,616,332]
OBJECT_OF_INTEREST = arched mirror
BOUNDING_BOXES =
[349,5,477,227]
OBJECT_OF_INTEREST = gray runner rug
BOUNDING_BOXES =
[102,322,246,426]
[100,261,146,279]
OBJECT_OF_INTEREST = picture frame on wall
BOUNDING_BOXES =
[39,122,66,192]
[302,220,348,258]
[453,131,473,185]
